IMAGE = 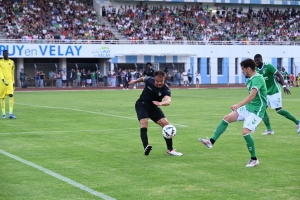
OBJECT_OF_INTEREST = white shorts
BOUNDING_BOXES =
[236,106,262,132]
[267,92,282,109]
[87,79,92,84]
[284,80,288,84]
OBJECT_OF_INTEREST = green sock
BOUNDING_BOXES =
[277,109,299,125]
[211,120,228,141]
[243,134,256,158]
[262,111,273,130]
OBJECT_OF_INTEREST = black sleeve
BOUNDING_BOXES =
[163,87,171,97]
[144,76,150,83]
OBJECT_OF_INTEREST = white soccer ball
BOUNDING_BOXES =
[162,125,176,139]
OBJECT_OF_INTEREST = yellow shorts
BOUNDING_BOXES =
[0,82,14,98]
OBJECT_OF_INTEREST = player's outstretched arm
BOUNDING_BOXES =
[153,96,171,107]
[231,88,257,111]
[129,77,145,85]
[275,71,291,94]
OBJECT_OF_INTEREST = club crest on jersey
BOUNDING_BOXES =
[158,92,162,96]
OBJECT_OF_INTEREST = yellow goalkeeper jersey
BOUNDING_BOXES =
[0,58,15,83]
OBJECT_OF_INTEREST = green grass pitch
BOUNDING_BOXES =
[0,88,299,200]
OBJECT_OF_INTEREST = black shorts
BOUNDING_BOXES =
[135,101,165,122]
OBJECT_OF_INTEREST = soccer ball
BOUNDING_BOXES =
[162,125,176,139]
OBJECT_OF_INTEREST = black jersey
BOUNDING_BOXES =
[143,68,155,77]
[137,77,171,107]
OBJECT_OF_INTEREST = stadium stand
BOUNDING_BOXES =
[0,0,299,44]
[104,3,220,43]
[215,6,300,44]
[0,0,116,41]
[100,2,300,44]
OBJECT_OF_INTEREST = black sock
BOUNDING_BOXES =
[210,138,215,145]
[140,128,148,149]
[164,137,173,151]
[251,157,257,160]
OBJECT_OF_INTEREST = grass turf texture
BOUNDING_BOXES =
[0,88,299,200]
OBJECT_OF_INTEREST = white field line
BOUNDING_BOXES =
[0,149,116,200]
[16,103,187,127]
[0,127,159,135]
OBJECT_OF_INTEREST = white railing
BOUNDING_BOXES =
[0,39,299,46]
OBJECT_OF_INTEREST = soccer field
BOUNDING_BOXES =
[0,88,299,200]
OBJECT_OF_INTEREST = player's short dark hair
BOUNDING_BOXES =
[146,62,152,66]
[154,70,166,77]
[254,54,262,59]
[240,58,256,71]
[3,50,8,53]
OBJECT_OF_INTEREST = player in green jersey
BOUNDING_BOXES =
[254,54,300,134]
[280,67,289,87]
[199,59,267,167]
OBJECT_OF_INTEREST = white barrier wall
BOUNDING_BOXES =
[2,43,300,84]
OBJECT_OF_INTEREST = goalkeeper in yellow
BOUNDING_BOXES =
[0,50,17,119]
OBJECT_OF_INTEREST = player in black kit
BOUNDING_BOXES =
[143,62,155,77]
[129,70,183,156]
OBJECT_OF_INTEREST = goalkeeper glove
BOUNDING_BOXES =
[2,79,8,86]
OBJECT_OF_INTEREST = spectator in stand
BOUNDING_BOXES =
[20,69,25,87]
[195,71,201,88]
[91,71,96,87]
[77,70,81,87]
[49,71,54,86]
[123,69,132,90]
[188,69,193,85]
[35,71,40,88]
[39,71,45,88]
[107,70,112,87]
[175,70,181,86]
[181,69,189,86]
[117,68,122,87]
[130,69,136,89]
[56,71,62,88]
[289,73,295,87]
[133,69,142,88]
[86,70,92,87]
[81,69,86,88]
[121,69,126,87]
[111,70,117,87]
[97,70,104,87]
[72,69,77,87]
[61,70,67,88]
[67,69,73,88]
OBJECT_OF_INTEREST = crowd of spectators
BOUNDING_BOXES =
[104,3,300,44]
[1,0,299,44]
[215,6,300,44]
[0,0,116,41]
[105,4,221,43]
